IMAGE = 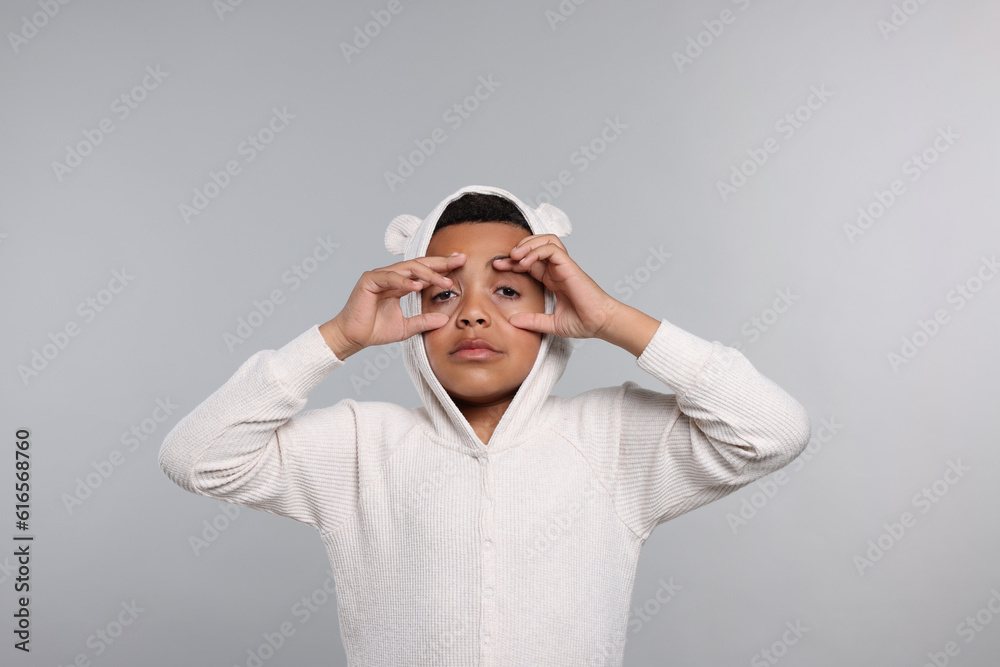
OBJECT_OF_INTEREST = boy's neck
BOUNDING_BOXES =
[454,396,514,446]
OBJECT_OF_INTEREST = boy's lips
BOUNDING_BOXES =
[451,338,500,354]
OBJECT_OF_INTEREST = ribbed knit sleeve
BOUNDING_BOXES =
[157,325,360,534]
[616,318,812,540]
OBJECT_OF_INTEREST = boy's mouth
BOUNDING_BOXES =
[451,338,501,359]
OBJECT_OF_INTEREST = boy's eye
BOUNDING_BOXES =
[430,286,520,302]
[430,290,456,303]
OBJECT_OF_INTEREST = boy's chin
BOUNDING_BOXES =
[441,382,524,406]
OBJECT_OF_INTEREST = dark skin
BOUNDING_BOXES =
[420,223,546,444]
[319,221,660,445]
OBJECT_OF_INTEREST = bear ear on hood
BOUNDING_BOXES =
[535,202,572,238]
[384,214,422,256]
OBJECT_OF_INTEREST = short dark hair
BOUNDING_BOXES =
[433,193,531,235]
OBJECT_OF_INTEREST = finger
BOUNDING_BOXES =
[508,311,555,335]
[492,252,547,275]
[406,253,467,273]
[507,242,556,269]
[369,270,425,295]
[378,253,463,275]
[510,235,565,256]
[398,262,455,289]
[490,256,523,271]
[493,241,556,271]
[383,254,466,289]
[404,311,449,337]
[513,242,564,270]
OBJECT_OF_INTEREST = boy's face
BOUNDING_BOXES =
[421,222,546,407]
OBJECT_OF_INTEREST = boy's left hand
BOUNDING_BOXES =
[492,234,620,340]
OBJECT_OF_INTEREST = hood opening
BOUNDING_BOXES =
[387,185,575,455]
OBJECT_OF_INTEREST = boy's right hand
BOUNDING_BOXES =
[319,253,466,359]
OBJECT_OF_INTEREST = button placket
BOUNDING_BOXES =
[479,455,497,664]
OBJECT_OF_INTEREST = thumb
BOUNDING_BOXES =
[408,312,449,336]
[509,312,553,334]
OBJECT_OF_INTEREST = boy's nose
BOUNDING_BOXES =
[457,294,491,327]
[458,308,489,326]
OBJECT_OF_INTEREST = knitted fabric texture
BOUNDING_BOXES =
[158,184,812,666]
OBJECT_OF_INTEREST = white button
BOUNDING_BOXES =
[484,497,493,506]
[484,587,494,597]
[483,634,492,645]
[483,540,493,550]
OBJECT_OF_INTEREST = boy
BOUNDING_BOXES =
[158,185,811,666]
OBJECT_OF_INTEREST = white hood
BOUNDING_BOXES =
[384,185,576,456]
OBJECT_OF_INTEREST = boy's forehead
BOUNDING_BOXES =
[426,222,528,254]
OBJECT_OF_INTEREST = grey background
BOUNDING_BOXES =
[3,0,999,665]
